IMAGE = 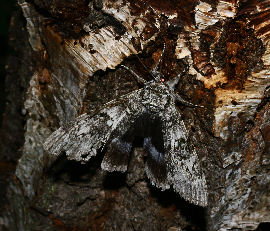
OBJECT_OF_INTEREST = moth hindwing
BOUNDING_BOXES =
[44,48,208,207]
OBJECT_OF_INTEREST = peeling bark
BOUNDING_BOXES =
[0,0,269,230]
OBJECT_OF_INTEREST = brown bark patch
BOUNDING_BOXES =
[213,19,265,90]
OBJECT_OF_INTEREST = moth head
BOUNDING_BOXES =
[121,43,189,90]
[150,44,191,91]
[151,69,166,83]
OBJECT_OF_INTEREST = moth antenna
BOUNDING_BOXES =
[134,52,157,81]
[175,94,204,108]
[151,43,166,73]
[134,53,149,72]
[121,65,147,85]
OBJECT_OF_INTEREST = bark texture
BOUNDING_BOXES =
[0,0,270,230]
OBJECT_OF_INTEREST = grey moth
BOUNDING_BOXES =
[43,47,208,207]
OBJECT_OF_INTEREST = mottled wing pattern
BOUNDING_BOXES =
[101,137,132,172]
[43,89,143,164]
[141,114,170,191]
[144,136,170,190]
[101,122,136,172]
[162,104,208,207]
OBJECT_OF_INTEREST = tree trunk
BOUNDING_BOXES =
[0,0,270,230]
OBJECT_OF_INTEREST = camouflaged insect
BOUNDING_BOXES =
[43,47,208,207]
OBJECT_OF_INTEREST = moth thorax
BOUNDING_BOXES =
[142,83,171,112]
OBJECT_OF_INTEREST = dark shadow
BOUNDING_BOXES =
[47,151,104,183]
[103,172,126,189]
[48,149,127,189]
[256,223,270,231]
[149,187,207,231]
[0,0,16,122]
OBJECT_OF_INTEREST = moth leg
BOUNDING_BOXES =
[168,64,203,108]
[167,65,189,89]
[174,94,204,108]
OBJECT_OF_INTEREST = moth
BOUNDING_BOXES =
[43,46,208,207]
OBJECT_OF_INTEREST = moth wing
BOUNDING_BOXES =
[101,137,132,172]
[163,104,208,206]
[44,89,143,163]
[141,115,170,191]
[144,136,170,190]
